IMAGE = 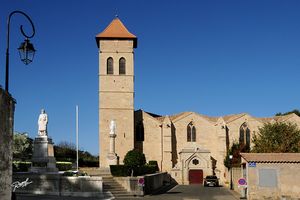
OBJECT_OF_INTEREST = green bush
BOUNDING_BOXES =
[56,162,72,171]
[148,160,159,172]
[62,170,88,176]
[123,150,146,169]
[134,165,157,176]
[110,165,157,177]
[110,165,131,177]
[79,158,99,167]
[13,161,31,172]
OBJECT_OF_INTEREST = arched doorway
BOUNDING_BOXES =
[189,169,203,184]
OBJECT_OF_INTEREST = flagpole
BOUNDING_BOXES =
[76,105,79,172]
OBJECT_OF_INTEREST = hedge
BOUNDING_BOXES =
[13,161,73,172]
[56,162,72,171]
[13,161,31,172]
[148,160,159,172]
[110,165,157,177]
[78,159,99,167]
[110,165,131,176]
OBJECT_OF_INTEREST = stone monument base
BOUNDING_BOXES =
[30,136,58,173]
[107,153,118,166]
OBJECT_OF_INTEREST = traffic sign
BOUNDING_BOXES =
[238,178,247,186]
[249,162,256,167]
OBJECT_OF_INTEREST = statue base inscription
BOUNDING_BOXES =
[30,136,58,173]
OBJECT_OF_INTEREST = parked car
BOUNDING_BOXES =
[204,175,219,187]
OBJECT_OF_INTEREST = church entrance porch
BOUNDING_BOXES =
[189,169,203,184]
[173,147,212,185]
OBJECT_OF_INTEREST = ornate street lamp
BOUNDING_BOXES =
[5,10,36,92]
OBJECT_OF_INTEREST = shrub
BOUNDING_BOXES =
[62,170,88,176]
[79,158,99,167]
[148,160,159,172]
[56,162,72,171]
[13,161,31,172]
[110,165,130,177]
[123,150,146,169]
[134,165,157,176]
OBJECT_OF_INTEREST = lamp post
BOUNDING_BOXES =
[229,154,233,190]
[5,10,36,92]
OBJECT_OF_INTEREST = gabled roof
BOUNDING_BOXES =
[96,17,137,48]
[274,113,297,122]
[222,113,247,123]
[241,153,300,163]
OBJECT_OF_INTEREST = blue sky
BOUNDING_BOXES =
[1,0,300,155]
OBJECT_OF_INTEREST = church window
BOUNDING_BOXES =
[119,57,126,75]
[192,159,199,165]
[187,122,196,142]
[107,57,113,74]
[136,122,144,141]
[239,122,250,150]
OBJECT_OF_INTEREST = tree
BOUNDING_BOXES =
[13,132,33,161]
[54,141,76,162]
[224,142,246,169]
[276,109,300,117]
[252,122,300,153]
[123,149,146,171]
[54,141,99,167]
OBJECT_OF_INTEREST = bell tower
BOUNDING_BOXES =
[96,17,137,168]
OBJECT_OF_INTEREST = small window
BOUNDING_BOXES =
[119,57,126,75]
[107,57,113,74]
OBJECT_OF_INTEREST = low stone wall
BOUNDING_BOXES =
[144,172,171,194]
[0,88,16,200]
[13,173,103,197]
[115,172,171,195]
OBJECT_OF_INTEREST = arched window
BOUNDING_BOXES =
[187,122,196,142]
[119,57,126,75]
[192,126,196,142]
[107,57,113,74]
[239,122,250,151]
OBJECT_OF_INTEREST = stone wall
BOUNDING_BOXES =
[247,163,300,200]
[0,88,16,200]
[114,172,171,195]
[13,174,103,197]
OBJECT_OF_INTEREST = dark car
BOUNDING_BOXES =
[204,175,219,187]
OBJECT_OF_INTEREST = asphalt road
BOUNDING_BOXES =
[117,185,240,200]
[16,185,240,200]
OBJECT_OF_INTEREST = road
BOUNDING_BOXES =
[117,185,240,200]
[16,185,239,200]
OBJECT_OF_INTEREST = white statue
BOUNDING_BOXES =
[38,109,48,136]
[109,120,116,135]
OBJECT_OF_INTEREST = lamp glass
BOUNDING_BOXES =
[18,38,36,65]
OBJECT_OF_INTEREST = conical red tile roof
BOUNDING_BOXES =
[96,17,137,48]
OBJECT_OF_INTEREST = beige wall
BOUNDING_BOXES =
[246,163,300,200]
[98,39,135,167]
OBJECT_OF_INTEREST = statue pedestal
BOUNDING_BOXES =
[107,153,118,166]
[30,136,58,173]
[106,133,118,166]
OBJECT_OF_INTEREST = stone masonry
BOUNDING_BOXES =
[0,88,16,200]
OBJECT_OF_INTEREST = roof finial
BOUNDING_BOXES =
[115,8,118,18]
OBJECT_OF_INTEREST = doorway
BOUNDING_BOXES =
[189,169,203,184]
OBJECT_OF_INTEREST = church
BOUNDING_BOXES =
[95,17,300,185]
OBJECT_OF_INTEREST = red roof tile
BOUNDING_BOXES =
[96,17,137,48]
[240,153,300,163]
